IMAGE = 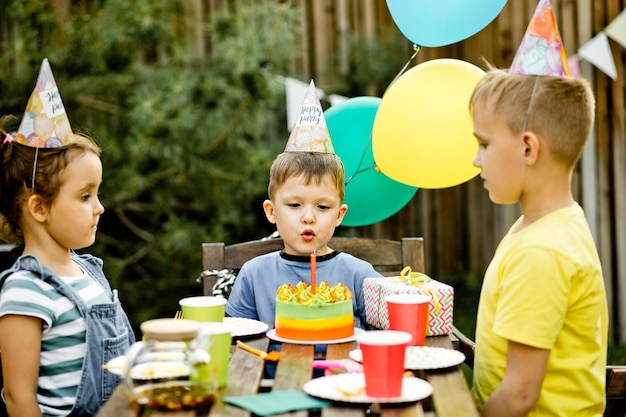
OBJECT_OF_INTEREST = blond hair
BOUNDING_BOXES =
[470,68,595,168]
[267,152,345,201]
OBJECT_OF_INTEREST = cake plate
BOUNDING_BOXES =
[266,328,365,345]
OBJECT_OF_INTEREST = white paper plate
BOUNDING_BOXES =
[224,317,269,337]
[129,362,190,380]
[349,346,466,370]
[303,373,432,403]
[103,356,191,380]
[266,328,364,345]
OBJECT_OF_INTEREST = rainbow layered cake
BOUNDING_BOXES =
[275,281,354,341]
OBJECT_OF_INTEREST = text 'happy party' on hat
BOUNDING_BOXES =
[284,80,334,154]
[15,58,74,148]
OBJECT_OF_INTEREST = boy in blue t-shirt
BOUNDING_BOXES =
[226,151,381,328]
[226,81,381,330]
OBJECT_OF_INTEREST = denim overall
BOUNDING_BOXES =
[0,253,136,417]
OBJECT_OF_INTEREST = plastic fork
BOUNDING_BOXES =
[236,340,283,361]
[174,311,184,320]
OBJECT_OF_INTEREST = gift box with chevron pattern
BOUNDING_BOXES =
[363,271,454,336]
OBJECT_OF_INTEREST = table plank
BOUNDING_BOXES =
[272,343,315,417]
[325,342,356,359]
[209,337,270,417]
[424,372,477,417]
[424,337,478,417]
[226,338,268,396]
[380,404,426,417]
[322,342,366,417]
[273,343,315,390]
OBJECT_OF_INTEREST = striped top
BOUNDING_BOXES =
[0,269,111,417]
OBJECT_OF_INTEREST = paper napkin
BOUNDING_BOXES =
[224,389,330,416]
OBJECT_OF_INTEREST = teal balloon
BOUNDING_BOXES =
[386,0,508,47]
[325,97,418,227]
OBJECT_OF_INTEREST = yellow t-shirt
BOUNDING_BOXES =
[473,204,608,416]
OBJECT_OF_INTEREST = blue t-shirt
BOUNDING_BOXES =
[225,250,381,327]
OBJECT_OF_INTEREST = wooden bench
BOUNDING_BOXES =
[605,366,626,417]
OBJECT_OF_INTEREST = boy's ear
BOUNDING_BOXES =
[335,203,348,226]
[522,132,540,165]
[263,199,277,224]
[26,194,48,223]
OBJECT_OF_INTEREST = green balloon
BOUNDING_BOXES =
[325,97,418,227]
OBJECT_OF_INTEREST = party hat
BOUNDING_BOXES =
[15,58,74,148]
[509,0,571,76]
[284,80,334,153]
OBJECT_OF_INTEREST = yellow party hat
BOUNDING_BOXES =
[284,80,334,153]
[15,59,74,148]
[509,0,571,76]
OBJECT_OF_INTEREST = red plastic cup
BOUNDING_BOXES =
[385,293,431,346]
[356,330,412,398]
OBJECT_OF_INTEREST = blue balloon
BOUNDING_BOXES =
[325,97,418,227]
[386,0,508,47]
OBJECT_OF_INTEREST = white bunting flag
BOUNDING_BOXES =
[605,9,626,49]
[328,94,348,107]
[578,32,618,80]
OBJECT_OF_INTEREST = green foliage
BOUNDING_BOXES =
[0,0,413,335]
[0,0,300,333]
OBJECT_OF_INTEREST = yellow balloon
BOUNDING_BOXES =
[373,58,484,189]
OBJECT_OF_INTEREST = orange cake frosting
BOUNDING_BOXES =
[275,281,354,341]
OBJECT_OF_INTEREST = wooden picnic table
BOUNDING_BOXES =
[96,333,478,417]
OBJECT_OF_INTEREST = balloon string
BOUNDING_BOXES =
[345,44,420,187]
[345,163,378,186]
[389,44,421,87]
[345,129,375,186]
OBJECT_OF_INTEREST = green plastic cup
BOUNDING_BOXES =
[196,322,232,388]
[179,296,227,322]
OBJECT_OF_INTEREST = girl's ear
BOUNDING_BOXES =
[26,194,48,223]
[263,199,277,224]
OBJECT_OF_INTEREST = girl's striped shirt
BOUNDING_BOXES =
[0,269,110,416]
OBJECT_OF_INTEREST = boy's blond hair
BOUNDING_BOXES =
[470,69,595,168]
[267,152,345,201]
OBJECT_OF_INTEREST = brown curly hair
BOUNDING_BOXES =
[0,118,101,243]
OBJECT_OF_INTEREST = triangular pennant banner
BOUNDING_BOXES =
[605,9,626,49]
[578,32,618,80]
[285,77,314,132]
[328,94,349,107]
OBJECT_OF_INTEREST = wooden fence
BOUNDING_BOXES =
[274,0,626,341]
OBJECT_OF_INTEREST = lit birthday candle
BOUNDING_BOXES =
[310,252,316,294]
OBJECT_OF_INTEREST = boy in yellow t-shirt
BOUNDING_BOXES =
[470,68,608,416]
